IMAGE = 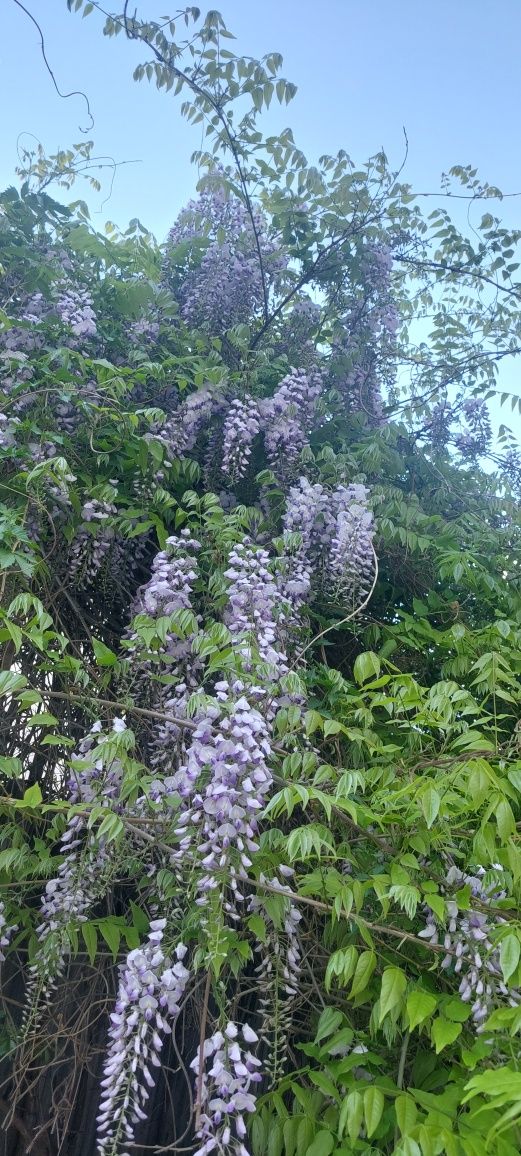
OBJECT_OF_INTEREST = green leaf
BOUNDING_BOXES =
[399,1140,422,1156]
[25,713,59,728]
[353,652,381,685]
[421,786,440,828]
[96,812,124,843]
[323,720,343,737]
[350,950,376,997]
[305,1132,334,1156]
[379,966,407,1022]
[395,1094,417,1136]
[304,710,323,735]
[363,1086,384,1138]
[247,913,267,942]
[500,934,521,983]
[406,990,437,1031]
[267,1120,283,1156]
[98,919,121,960]
[21,783,42,808]
[92,637,118,666]
[340,1090,363,1143]
[82,922,98,965]
[496,799,516,841]
[315,1007,343,1043]
[0,671,27,697]
[431,1017,462,1053]
[0,755,22,778]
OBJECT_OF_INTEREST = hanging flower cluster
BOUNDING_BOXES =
[328,242,398,423]
[26,721,127,1001]
[190,1022,262,1156]
[280,476,375,608]
[0,900,18,961]
[69,496,118,587]
[54,284,97,340]
[259,368,323,471]
[97,920,189,1156]
[250,873,302,1084]
[223,540,289,682]
[221,396,261,481]
[12,281,98,348]
[419,865,520,1030]
[129,530,202,774]
[173,691,272,915]
[163,185,286,334]
[271,295,322,368]
[148,386,226,468]
[454,397,492,458]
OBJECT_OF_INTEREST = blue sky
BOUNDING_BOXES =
[2,0,521,237]
[2,1,521,431]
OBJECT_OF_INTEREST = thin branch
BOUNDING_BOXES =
[10,0,94,132]
[398,254,521,301]
[45,689,197,731]
[117,6,270,323]
[195,970,211,1133]
[292,546,379,668]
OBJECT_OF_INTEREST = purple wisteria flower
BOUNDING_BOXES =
[328,241,397,424]
[190,1022,262,1156]
[223,540,289,681]
[454,397,492,458]
[97,921,190,1155]
[27,721,127,998]
[173,692,273,915]
[69,497,118,588]
[271,296,322,368]
[0,901,18,961]
[55,284,97,339]
[327,483,375,601]
[0,412,20,449]
[221,396,261,481]
[129,531,202,773]
[279,477,375,610]
[148,387,226,465]
[164,184,286,335]
[260,368,323,471]
[419,865,520,1030]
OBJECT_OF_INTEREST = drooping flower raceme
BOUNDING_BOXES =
[271,296,322,369]
[278,476,328,613]
[129,530,202,775]
[55,283,97,340]
[454,397,492,459]
[419,865,520,1030]
[250,873,302,1084]
[149,387,225,466]
[221,396,261,481]
[164,185,286,335]
[97,921,190,1156]
[328,241,397,424]
[190,1022,262,1156]
[173,692,272,917]
[279,477,375,610]
[69,496,118,588]
[260,368,323,472]
[327,483,375,602]
[0,901,18,961]
[223,540,289,682]
[27,721,127,1000]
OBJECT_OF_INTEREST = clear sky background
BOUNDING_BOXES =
[2,0,521,236]
[2,0,521,427]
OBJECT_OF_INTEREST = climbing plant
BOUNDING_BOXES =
[1,5,521,1155]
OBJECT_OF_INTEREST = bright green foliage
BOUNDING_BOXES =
[1,4,521,1155]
